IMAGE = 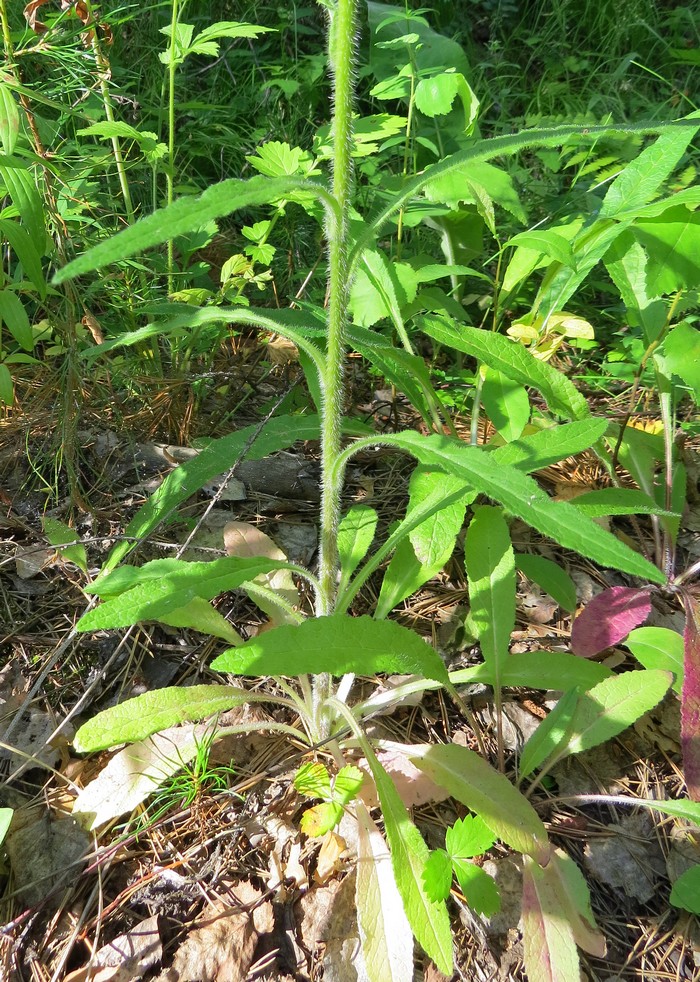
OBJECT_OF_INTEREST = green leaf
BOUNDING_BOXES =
[634,205,700,295]
[411,744,550,863]
[376,468,470,619]
[424,160,525,227]
[625,627,684,693]
[211,615,450,683]
[334,765,365,804]
[0,290,32,351]
[414,71,479,133]
[654,321,700,400]
[295,761,333,798]
[423,850,453,903]
[522,856,585,982]
[0,219,46,296]
[420,316,588,420]
[0,363,13,405]
[571,486,680,518]
[300,802,344,836]
[670,865,700,913]
[245,141,314,178]
[78,556,289,631]
[452,862,500,916]
[338,505,378,586]
[445,815,496,858]
[507,229,576,269]
[197,21,275,42]
[465,506,515,695]
[450,651,611,690]
[0,806,12,847]
[0,160,45,254]
[363,742,454,974]
[354,431,665,584]
[562,669,672,760]
[515,554,577,612]
[545,849,606,956]
[0,83,19,155]
[73,684,250,753]
[158,597,243,645]
[600,116,700,219]
[53,176,329,283]
[481,367,530,441]
[518,689,581,779]
[491,418,608,473]
[43,517,88,573]
[102,415,326,572]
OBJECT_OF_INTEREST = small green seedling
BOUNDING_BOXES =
[294,761,364,837]
[423,814,500,916]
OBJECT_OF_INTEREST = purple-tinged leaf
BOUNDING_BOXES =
[681,597,700,802]
[522,855,581,982]
[571,586,653,658]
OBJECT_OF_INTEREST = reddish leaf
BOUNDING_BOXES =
[681,597,700,801]
[571,586,653,658]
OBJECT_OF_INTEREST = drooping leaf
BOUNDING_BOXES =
[419,316,588,419]
[518,689,581,779]
[515,554,577,612]
[669,865,700,914]
[625,626,684,693]
[507,229,576,269]
[465,506,515,697]
[561,670,672,760]
[522,855,582,982]
[352,431,665,584]
[571,586,654,657]
[600,118,700,219]
[681,597,700,801]
[78,556,291,631]
[53,176,328,284]
[363,742,454,974]
[411,744,550,864]
[211,615,449,683]
[356,802,416,982]
[73,685,250,753]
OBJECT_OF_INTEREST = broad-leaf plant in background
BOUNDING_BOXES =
[53,0,700,978]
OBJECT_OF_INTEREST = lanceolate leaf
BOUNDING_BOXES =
[363,743,454,975]
[521,856,584,982]
[518,689,580,779]
[625,626,684,693]
[681,597,700,801]
[73,685,250,752]
[571,586,654,657]
[562,669,672,760]
[337,505,378,586]
[343,432,665,584]
[515,554,577,612]
[450,651,611,690]
[411,744,551,864]
[419,316,588,419]
[491,418,608,472]
[211,615,450,683]
[355,803,415,982]
[465,506,515,695]
[545,849,606,956]
[571,487,679,518]
[53,176,332,283]
[78,556,290,631]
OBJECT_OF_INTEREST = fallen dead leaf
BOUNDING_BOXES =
[14,543,54,579]
[5,811,90,907]
[224,520,301,625]
[358,741,450,809]
[584,812,666,904]
[314,830,349,885]
[64,915,162,982]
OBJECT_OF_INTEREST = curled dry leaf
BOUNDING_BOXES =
[314,829,349,884]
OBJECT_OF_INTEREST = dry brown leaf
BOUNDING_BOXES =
[154,886,269,982]
[82,310,105,344]
[14,543,53,579]
[314,830,349,884]
[224,521,300,625]
[64,915,162,982]
[24,0,50,33]
[266,335,299,366]
[358,741,450,809]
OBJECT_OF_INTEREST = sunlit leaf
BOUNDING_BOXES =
[571,586,653,657]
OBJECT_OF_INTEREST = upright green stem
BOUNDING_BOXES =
[312,0,357,737]
[317,0,356,617]
[165,0,180,294]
